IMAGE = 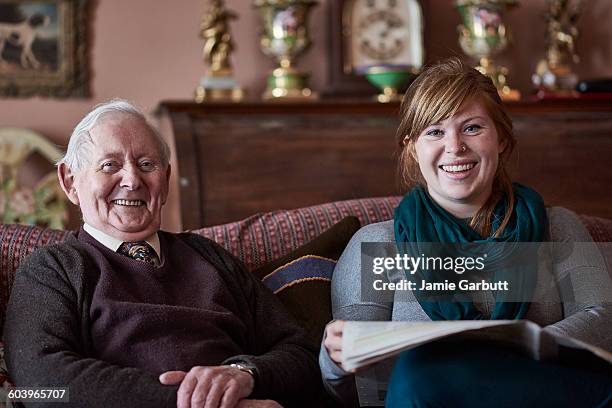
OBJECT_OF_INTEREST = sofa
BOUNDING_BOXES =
[0,196,611,400]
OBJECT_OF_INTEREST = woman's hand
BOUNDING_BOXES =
[323,320,345,369]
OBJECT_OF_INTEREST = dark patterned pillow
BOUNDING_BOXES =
[262,255,337,344]
[256,216,361,343]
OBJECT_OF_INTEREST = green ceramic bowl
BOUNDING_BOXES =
[364,66,417,102]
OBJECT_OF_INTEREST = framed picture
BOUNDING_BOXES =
[0,0,88,97]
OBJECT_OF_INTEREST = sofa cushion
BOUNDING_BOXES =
[256,216,361,343]
[262,255,337,344]
[253,215,361,278]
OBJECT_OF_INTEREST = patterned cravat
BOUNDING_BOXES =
[117,241,160,267]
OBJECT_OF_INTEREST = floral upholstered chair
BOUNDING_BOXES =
[0,128,67,229]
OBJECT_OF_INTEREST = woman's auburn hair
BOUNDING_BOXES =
[396,57,516,238]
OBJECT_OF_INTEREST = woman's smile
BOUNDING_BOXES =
[438,160,479,180]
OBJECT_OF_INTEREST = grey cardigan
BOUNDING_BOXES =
[319,207,612,404]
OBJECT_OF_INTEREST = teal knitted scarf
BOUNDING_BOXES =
[394,183,547,321]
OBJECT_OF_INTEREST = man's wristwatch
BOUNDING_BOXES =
[229,362,256,382]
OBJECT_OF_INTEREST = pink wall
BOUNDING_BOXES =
[1,0,611,231]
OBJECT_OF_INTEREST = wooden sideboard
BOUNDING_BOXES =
[158,99,612,229]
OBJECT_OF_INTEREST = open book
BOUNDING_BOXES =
[342,320,612,372]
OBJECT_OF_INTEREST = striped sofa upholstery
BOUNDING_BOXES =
[0,197,611,387]
[1,198,612,331]
[193,196,402,271]
[580,215,612,243]
[0,196,400,333]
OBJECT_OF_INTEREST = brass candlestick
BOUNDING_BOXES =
[195,0,244,102]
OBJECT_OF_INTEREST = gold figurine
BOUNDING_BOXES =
[195,0,244,102]
[532,0,582,93]
[201,0,234,74]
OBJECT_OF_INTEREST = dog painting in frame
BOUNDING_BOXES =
[0,11,50,69]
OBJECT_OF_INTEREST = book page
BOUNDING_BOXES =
[342,320,541,371]
[549,333,612,363]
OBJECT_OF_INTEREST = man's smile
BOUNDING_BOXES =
[112,199,145,206]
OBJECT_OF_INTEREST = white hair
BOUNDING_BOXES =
[57,99,170,171]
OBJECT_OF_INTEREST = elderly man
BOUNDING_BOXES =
[4,100,321,408]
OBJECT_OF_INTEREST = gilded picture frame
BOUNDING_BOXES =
[0,0,88,97]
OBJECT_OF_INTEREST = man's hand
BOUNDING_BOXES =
[236,400,282,408]
[159,365,255,408]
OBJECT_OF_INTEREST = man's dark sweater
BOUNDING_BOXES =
[82,231,248,373]
[4,229,321,408]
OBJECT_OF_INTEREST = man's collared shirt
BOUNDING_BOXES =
[83,223,161,262]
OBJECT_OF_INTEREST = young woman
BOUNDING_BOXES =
[319,58,612,407]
